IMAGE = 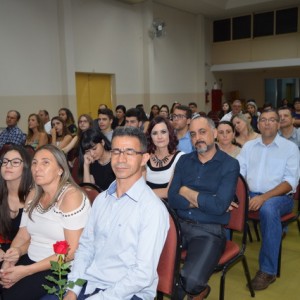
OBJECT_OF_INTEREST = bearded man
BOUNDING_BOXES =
[168,116,240,300]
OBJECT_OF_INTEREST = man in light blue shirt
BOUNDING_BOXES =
[64,126,169,300]
[237,109,300,291]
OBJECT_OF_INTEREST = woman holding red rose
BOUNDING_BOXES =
[0,145,91,300]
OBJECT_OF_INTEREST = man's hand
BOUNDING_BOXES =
[179,186,199,208]
[249,195,265,211]
[226,201,239,212]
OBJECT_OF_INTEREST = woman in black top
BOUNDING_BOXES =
[0,145,32,255]
[81,129,115,191]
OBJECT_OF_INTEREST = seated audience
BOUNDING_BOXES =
[218,101,231,119]
[114,105,126,127]
[63,127,169,300]
[246,101,260,133]
[145,116,184,199]
[50,116,73,150]
[81,129,115,191]
[159,104,170,119]
[217,121,241,158]
[169,116,240,299]
[97,108,114,142]
[125,108,143,128]
[171,105,193,153]
[278,107,300,149]
[38,110,51,134]
[149,104,160,121]
[231,114,260,146]
[237,108,299,291]
[0,145,33,255]
[62,114,93,157]
[0,145,91,300]
[221,99,243,122]
[292,98,300,128]
[0,111,25,150]
[25,114,48,150]
[189,102,198,118]
[59,108,77,136]
[136,106,150,133]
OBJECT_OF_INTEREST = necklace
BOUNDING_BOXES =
[151,154,170,168]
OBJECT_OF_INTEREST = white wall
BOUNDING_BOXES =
[0,0,64,131]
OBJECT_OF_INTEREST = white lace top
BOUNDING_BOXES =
[20,185,91,262]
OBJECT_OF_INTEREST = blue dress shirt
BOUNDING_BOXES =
[68,177,169,300]
[168,148,240,225]
[177,131,193,153]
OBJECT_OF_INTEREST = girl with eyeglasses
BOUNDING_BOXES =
[0,145,33,261]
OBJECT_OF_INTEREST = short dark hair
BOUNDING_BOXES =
[125,108,142,122]
[217,120,235,133]
[173,105,192,119]
[116,105,126,114]
[98,108,114,120]
[260,108,279,120]
[112,126,147,153]
[189,102,197,107]
[277,106,293,116]
[293,97,300,104]
[81,128,111,152]
[146,116,178,154]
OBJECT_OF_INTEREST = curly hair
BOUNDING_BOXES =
[146,116,178,154]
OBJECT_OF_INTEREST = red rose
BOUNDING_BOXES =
[53,241,69,255]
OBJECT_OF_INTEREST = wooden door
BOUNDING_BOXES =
[76,73,112,119]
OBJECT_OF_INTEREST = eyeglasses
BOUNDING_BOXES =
[170,114,187,120]
[79,119,88,123]
[110,148,144,156]
[0,158,23,167]
[259,118,279,123]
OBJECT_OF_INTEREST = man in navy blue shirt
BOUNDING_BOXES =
[168,116,240,300]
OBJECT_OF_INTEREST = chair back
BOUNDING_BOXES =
[71,157,82,184]
[227,175,249,233]
[157,200,182,298]
[79,182,101,205]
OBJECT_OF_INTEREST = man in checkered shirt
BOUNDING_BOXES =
[0,110,25,149]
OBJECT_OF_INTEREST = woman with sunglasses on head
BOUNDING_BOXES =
[0,145,33,261]
[81,128,115,191]
[50,116,73,150]
[0,145,91,300]
[25,114,48,150]
[145,116,184,199]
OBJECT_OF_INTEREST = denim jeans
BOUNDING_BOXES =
[249,192,294,275]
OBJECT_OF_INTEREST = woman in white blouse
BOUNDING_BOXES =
[0,144,91,300]
[145,116,184,199]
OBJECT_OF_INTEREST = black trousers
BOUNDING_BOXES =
[178,220,226,299]
[1,254,53,300]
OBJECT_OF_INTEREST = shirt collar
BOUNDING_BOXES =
[255,133,280,147]
[106,176,146,202]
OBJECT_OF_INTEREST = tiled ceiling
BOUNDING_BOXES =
[117,0,300,18]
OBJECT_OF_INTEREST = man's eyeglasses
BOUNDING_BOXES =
[259,118,279,123]
[110,148,144,156]
[0,158,23,167]
[170,114,187,120]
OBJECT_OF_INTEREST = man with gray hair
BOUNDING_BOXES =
[221,99,243,122]
[169,116,240,299]
[64,126,169,300]
[0,110,25,149]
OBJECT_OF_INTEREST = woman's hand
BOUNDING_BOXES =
[0,265,28,288]
[83,153,94,166]
[0,248,5,262]
[3,247,22,265]
[50,127,57,137]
